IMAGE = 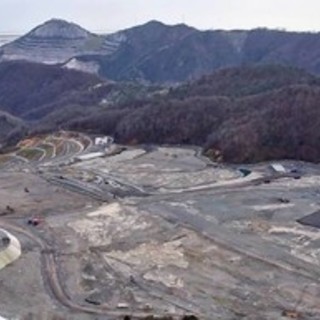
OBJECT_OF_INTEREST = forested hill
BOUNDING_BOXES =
[1,62,320,163]
[64,65,320,163]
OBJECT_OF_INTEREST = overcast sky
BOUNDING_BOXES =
[1,0,320,34]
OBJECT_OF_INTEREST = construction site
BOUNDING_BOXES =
[0,131,320,319]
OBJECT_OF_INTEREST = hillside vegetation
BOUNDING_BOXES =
[1,62,320,163]
[0,60,163,144]
[65,65,320,163]
[0,111,26,146]
[0,60,102,119]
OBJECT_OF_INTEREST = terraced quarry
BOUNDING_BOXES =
[0,131,90,168]
[1,133,320,319]
[0,20,119,65]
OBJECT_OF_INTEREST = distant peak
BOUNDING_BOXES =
[44,18,72,25]
[144,20,166,27]
[139,20,192,29]
[126,20,196,33]
[39,18,84,29]
[129,20,167,31]
[27,19,92,39]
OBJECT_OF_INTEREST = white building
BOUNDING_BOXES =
[94,136,113,146]
[270,163,286,173]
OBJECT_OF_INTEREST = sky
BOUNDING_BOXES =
[1,0,320,34]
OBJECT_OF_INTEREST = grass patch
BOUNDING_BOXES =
[37,143,54,158]
[0,155,12,165]
[17,148,43,161]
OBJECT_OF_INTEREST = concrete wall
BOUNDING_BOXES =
[0,229,21,270]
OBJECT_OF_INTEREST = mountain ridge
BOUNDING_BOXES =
[4,19,320,82]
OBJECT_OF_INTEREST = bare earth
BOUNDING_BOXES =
[0,135,320,319]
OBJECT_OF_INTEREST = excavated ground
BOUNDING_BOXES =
[1,142,320,319]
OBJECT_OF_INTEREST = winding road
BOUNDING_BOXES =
[0,220,190,318]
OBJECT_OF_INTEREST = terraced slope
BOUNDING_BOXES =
[18,132,89,163]
[0,19,118,65]
[0,131,92,170]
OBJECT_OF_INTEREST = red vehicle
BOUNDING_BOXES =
[27,216,43,226]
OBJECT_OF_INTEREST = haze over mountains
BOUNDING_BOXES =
[3,19,320,82]
[2,19,320,163]
[0,35,17,47]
